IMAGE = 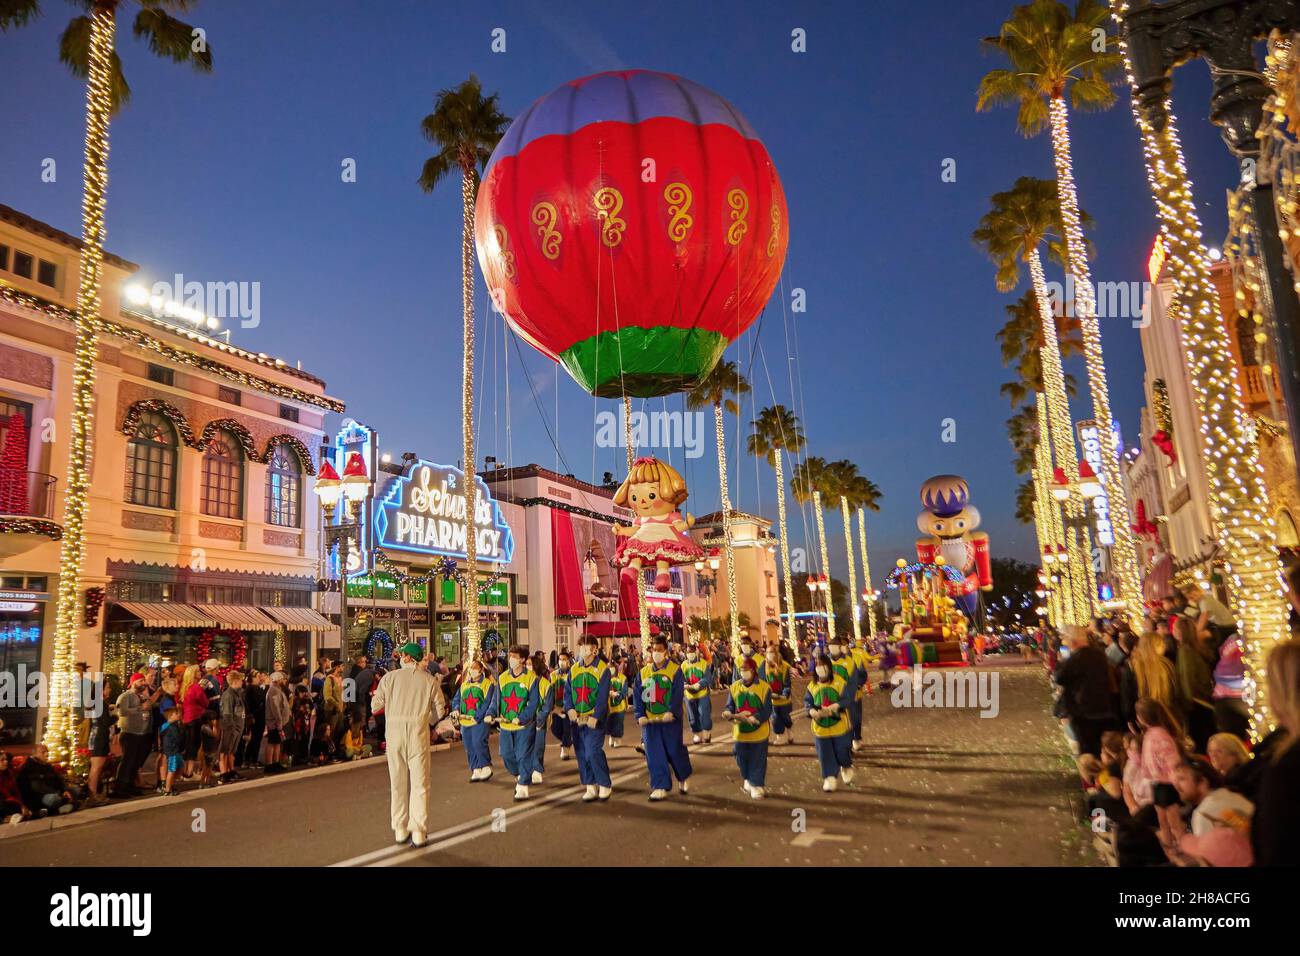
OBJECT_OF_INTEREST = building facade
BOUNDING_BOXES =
[0,204,339,745]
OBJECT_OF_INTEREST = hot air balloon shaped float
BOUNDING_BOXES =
[474,70,789,609]
[915,475,992,616]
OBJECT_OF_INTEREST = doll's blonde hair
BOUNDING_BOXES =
[613,456,689,507]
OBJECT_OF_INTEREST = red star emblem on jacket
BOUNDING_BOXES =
[575,683,593,704]
[503,688,524,715]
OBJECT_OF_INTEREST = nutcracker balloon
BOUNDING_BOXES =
[613,457,705,591]
[915,475,992,616]
[474,70,789,398]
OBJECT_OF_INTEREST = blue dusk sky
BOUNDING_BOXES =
[0,0,1238,578]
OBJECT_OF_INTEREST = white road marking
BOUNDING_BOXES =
[790,827,852,847]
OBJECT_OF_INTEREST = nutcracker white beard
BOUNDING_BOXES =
[938,537,975,576]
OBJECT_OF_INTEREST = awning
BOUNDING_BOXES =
[260,605,335,631]
[192,604,278,630]
[114,602,221,628]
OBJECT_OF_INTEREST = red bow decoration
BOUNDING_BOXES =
[1131,499,1160,538]
[1151,430,1176,464]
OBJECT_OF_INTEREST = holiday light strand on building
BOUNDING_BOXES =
[776,450,799,648]
[857,506,879,638]
[1046,94,1145,626]
[44,6,115,765]
[1029,251,1090,623]
[373,547,505,592]
[1112,0,1290,740]
[812,490,836,642]
[1035,391,1070,625]
[460,171,480,658]
[712,401,741,652]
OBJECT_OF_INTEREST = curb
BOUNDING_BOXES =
[0,742,454,842]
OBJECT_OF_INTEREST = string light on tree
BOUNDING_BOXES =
[857,507,878,638]
[1111,0,1290,740]
[812,491,836,642]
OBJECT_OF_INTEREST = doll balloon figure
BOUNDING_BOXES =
[613,457,705,591]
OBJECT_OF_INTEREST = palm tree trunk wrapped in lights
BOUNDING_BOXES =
[712,401,741,652]
[775,450,798,648]
[840,496,861,643]
[745,405,805,652]
[812,491,835,642]
[459,171,481,657]
[1034,392,1071,624]
[44,5,116,764]
[1111,0,1290,739]
[1045,97,1144,624]
[857,507,879,638]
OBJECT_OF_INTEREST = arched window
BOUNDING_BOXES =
[201,429,243,519]
[265,444,301,528]
[124,411,177,509]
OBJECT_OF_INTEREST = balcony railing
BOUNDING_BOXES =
[0,470,57,520]
[1241,363,1282,407]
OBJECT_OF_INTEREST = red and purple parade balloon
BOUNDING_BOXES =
[474,70,789,398]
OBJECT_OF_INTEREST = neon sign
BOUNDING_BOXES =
[329,419,377,578]
[373,460,514,564]
[1076,419,1116,547]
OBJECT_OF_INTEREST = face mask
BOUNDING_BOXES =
[740,671,754,684]
[687,652,698,661]
[652,652,666,665]
[468,670,481,682]
[741,645,753,655]
[558,661,570,672]
[829,646,843,657]
[401,659,416,669]
[815,667,830,680]
[509,658,522,673]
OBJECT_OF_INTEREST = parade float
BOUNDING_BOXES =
[883,475,994,666]
[474,70,788,646]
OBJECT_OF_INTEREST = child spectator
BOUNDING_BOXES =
[341,717,370,760]
[158,706,183,796]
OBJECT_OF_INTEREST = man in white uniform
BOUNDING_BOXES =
[370,643,442,847]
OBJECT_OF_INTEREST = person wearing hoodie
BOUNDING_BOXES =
[493,645,540,801]
[529,654,553,785]
[565,635,613,802]
[759,643,795,745]
[634,634,693,801]
[721,657,773,799]
[451,656,497,782]
[370,642,441,847]
[550,648,574,761]
[805,654,853,792]
[607,663,632,747]
[825,638,863,752]
[263,672,292,771]
[681,643,714,744]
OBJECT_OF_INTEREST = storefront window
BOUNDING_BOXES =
[0,577,48,746]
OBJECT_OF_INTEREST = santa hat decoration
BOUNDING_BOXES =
[341,452,368,480]
[317,459,340,483]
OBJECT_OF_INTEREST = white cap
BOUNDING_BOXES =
[203,658,220,670]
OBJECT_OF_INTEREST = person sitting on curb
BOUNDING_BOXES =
[16,745,76,817]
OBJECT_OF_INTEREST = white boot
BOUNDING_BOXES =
[560,747,570,760]
[514,784,530,801]
[410,830,427,847]
[649,788,668,801]
[610,738,620,748]
[395,828,410,844]
[531,770,543,784]
[678,778,690,795]
[840,767,855,786]
[851,739,861,753]
[749,785,765,800]
[597,785,612,801]
[742,780,753,796]
[469,767,483,782]
[480,767,493,782]
[582,785,598,802]
[692,733,701,744]
[822,776,838,792]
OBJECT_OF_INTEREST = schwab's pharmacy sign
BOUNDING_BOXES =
[373,460,514,563]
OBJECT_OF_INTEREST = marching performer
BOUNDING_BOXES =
[721,657,772,799]
[493,646,539,801]
[634,635,693,801]
[551,648,574,761]
[682,643,714,744]
[450,657,496,782]
[370,642,441,847]
[607,663,632,747]
[529,653,552,784]
[759,642,795,745]
[826,637,864,752]
[804,653,854,791]
[565,635,613,802]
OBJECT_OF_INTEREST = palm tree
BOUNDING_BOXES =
[1006,404,1040,476]
[747,404,805,649]
[419,75,509,658]
[973,176,1089,623]
[790,456,839,642]
[1015,479,1038,525]
[826,460,881,644]
[997,290,1081,407]
[687,360,751,650]
[2,0,213,764]
[978,0,1143,624]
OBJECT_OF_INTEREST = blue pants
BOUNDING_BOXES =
[686,696,712,733]
[770,703,793,735]
[531,723,547,774]
[551,712,572,747]
[734,740,769,787]
[461,722,492,771]
[573,724,611,787]
[607,711,626,739]
[849,696,863,741]
[814,733,852,778]
[642,720,692,792]
[498,727,535,785]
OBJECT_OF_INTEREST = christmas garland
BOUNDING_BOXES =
[364,628,394,662]
[0,516,61,539]
[372,549,505,594]
[1151,379,1176,464]
[195,629,249,685]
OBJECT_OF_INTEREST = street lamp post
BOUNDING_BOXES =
[315,451,371,664]
[693,554,721,646]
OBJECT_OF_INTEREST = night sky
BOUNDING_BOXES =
[0,0,1239,579]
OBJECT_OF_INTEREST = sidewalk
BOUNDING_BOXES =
[0,742,453,842]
